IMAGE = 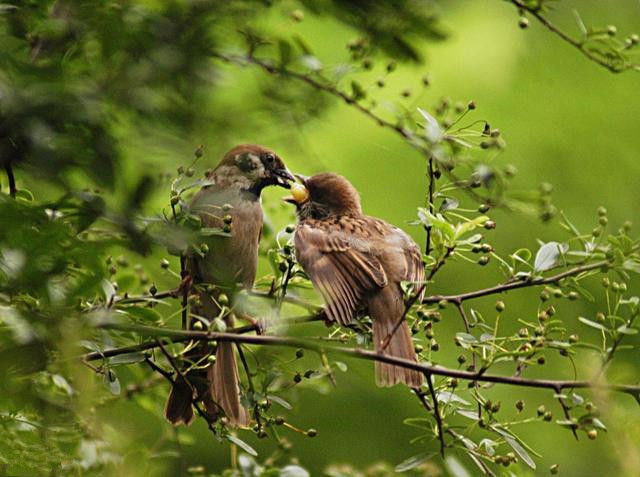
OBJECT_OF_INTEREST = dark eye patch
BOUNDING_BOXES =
[235,152,257,172]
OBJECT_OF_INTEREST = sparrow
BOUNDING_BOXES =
[285,173,424,387]
[164,144,294,427]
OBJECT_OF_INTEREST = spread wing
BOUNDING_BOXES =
[294,222,387,325]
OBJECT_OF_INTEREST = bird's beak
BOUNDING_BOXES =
[283,182,309,205]
[273,168,296,188]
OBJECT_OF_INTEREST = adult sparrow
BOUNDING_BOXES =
[164,144,294,426]
[285,173,424,387]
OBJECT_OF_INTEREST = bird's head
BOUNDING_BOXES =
[284,173,362,219]
[212,144,294,194]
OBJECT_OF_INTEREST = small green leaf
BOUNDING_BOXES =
[110,352,147,365]
[617,325,638,335]
[395,452,437,472]
[534,242,568,272]
[267,394,292,410]
[104,369,121,395]
[119,306,163,323]
[578,316,609,332]
[227,435,257,456]
[440,197,459,212]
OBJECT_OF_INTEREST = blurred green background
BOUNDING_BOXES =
[3,0,640,475]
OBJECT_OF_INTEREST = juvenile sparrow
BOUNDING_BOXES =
[285,173,424,387]
[164,144,294,426]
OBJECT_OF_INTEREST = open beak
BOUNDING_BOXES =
[273,168,296,188]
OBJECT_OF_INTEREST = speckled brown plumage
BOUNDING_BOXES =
[290,173,425,387]
[164,144,293,427]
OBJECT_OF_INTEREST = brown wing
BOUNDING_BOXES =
[294,221,387,325]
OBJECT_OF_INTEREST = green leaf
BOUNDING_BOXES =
[499,432,536,469]
[110,352,147,365]
[437,391,470,405]
[280,465,310,477]
[578,316,609,332]
[119,306,163,323]
[534,242,568,272]
[104,369,121,395]
[444,455,471,477]
[617,325,638,335]
[267,394,292,410]
[395,452,437,472]
[439,197,459,212]
[227,435,257,456]
[278,39,292,67]
[52,374,74,396]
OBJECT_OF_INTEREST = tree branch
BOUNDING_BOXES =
[509,0,639,74]
[84,323,640,400]
[423,258,608,305]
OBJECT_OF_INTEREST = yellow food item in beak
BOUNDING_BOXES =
[290,182,309,203]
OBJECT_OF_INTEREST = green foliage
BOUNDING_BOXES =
[1,1,639,476]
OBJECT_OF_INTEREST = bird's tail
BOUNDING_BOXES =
[370,287,424,387]
[209,341,250,427]
[164,374,195,426]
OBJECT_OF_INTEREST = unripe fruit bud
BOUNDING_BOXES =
[568,334,579,343]
[293,373,302,383]
[275,416,285,425]
[546,306,555,316]
[304,370,314,379]
[430,339,439,351]
[170,195,180,206]
[592,227,602,237]
[550,464,559,474]
[467,100,476,110]
[516,400,524,412]
[537,405,546,416]
[601,277,610,288]
[386,61,397,72]
[599,216,608,226]
[478,256,490,266]
[207,355,216,364]
[291,9,304,21]
[597,206,607,216]
[401,89,411,98]
[177,166,185,174]
[306,428,317,437]
[484,220,496,230]
[540,290,550,302]
[285,224,295,233]
[149,284,157,296]
[481,244,492,253]
[447,378,458,388]
[518,17,529,28]
[218,293,229,305]
[438,299,448,309]
[109,266,117,275]
[295,349,304,358]
[538,311,548,322]
[193,321,204,330]
[495,300,505,312]
[457,354,467,364]
[478,203,490,213]
[518,328,529,338]
[553,288,563,298]
[596,312,605,322]
[414,344,424,354]
[185,168,195,177]
[568,291,578,301]
[587,429,597,440]
[543,411,552,421]
[537,356,546,365]
[223,224,232,233]
[223,214,233,224]
[607,25,617,36]
[376,79,385,88]
[200,243,209,254]
[222,203,233,212]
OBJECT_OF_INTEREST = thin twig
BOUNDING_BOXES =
[425,373,445,456]
[235,343,261,429]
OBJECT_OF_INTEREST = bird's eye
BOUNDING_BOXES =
[263,153,275,164]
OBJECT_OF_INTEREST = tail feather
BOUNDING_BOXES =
[209,342,250,427]
[164,375,195,426]
[370,288,423,387]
